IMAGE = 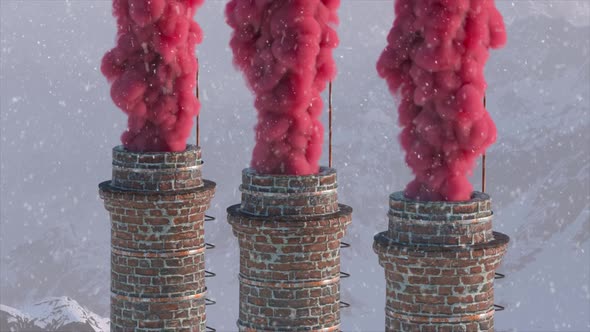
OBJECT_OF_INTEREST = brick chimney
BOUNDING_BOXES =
[99,145,215,331]
[227,167,352,331]
[373,191,509,331]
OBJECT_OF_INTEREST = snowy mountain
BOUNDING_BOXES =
[320,11,590,331]
[0,297,108,332]
[0,1,588,331]
[1,226,109,316]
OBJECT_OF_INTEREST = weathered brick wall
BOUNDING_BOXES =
[227,167,352,331]
[239,167,339,216]
[111,145,204,191]
[99,145,215,332]
[373,192,509,332]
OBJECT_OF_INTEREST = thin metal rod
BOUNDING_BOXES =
[196,60,200,147]
[482,154,487,193]
[482,95,487,193]
[328,81,333,168]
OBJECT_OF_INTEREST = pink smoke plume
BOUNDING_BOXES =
[226,0,340,175]
[377,0,506,201]
[101,0,204,152]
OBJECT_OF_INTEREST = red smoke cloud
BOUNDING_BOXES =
[226,0,340,175]
[377,0,506,201]
[101,0,204,152]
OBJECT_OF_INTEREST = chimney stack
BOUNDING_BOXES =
[99,145,215,331]
[373,192,508,331]
[227,167,352,331]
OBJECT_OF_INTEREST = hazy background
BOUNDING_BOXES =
[1,1,589,331]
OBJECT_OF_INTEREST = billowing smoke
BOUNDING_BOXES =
[101,0,204,152]
[226,0,340,175]
[377,0,506,201]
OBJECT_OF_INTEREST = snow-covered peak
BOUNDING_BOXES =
[0,297,108,332]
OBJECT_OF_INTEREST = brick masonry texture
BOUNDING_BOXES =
[227,168,352,331]
[99,145,215,332]
[387,191,494,247]
[240,167,339,217]
[111,145,203,192]
[374,192,509,332]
